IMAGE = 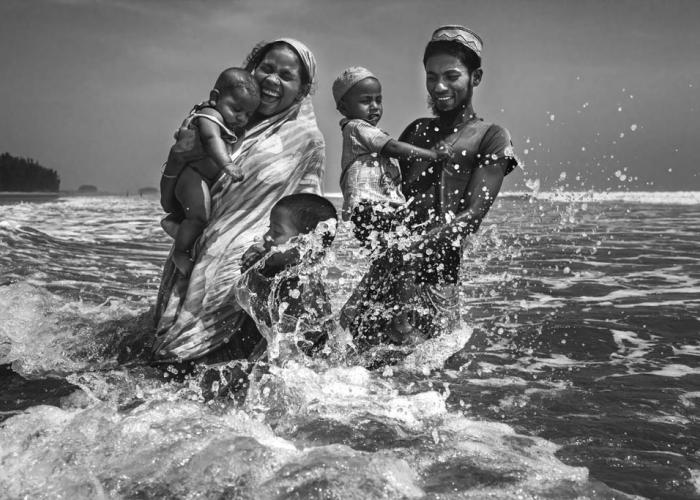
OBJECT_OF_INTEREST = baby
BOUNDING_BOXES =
[163,67,260,277]
[239,193,338,359]
[200,193,337,400]
[333,66,452,224]
[333,66,450,342]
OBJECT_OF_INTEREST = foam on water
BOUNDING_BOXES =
[0,359,621,499]
[501,190,700,205]
[0,282,151,376]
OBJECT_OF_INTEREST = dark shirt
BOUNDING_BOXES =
[398,115,518,284]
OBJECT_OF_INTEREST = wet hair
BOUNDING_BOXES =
[214,67,260,99]
[274,193,337,247]
[244,41,313,98]
[423,40,481,74]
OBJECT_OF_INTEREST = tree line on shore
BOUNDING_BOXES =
[0,152,60,192]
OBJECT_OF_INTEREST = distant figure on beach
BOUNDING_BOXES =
[344,25,519,341]
[332,66,452,344]
[161,68,260,277]
[154,38,325,366]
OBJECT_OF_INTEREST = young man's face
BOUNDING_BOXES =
[424,53,480,113]
[263,206,299,251]
[339,77,383,126]
[215,87,259,129]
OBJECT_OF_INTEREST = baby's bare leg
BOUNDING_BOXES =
[173,167,210,276]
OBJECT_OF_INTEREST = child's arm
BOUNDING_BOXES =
[381,139,453,163]
[195,108,244,182]
[240,243,301,277]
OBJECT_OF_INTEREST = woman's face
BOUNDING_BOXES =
[253,44,304,117]
[424,53,475,113]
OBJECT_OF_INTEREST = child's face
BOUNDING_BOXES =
[339,77,383,126]
[263,206,299,251]
[215,87,260,129]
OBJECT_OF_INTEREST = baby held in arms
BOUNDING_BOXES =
[162,67,260,276]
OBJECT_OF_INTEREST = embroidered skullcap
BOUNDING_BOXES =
[332,66,376,105]
[430,25,483,59]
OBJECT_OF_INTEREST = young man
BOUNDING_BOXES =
[397,25,519,334]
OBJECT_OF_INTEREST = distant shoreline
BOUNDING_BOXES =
[0,191,60,201]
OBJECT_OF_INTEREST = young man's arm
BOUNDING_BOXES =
[415,158,509,246]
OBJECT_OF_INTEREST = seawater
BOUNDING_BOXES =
[0,193,699,499]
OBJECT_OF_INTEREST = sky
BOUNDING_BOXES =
[1,0,698,193]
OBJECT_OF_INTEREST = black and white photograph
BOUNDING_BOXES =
[1,0,698,498]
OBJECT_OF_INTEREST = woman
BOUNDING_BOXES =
[343,26,518,342]
[153,38,325,364]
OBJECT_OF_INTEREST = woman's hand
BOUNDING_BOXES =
[160,126,210,212]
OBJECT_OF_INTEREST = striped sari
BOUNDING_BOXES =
[153,96,325,362]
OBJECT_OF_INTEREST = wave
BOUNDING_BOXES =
[326,190,700,205]
[500,190,700,204]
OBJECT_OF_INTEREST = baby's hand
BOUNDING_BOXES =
[241,243,266,271]
[227,164,244,183]
[434,140,453,163]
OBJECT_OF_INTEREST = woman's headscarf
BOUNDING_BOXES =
[272,37,317,86]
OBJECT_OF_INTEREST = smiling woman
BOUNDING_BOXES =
[152,38,325,365]
[245,41,313,120]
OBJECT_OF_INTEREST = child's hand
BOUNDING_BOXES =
[241,243,266,271]
[434,140,453,163]
[261,248,301,276]
[227,164,244,183]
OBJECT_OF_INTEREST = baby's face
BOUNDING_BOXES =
[263,206,299,251]
[216,87,260,129]
[340,77,383,126]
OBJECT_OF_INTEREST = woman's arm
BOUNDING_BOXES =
[160,149,186,213]
[160,126,208,212]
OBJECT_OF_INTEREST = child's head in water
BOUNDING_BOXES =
[243,193,337,275]
[332,67,383,126]
[264,193,337,251]
[210,68,260,129]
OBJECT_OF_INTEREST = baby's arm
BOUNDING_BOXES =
[381,139,452,163]
[195,108,243,182]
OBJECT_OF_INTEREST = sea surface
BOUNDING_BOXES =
[0,192,699,499]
